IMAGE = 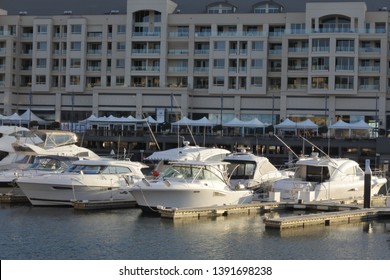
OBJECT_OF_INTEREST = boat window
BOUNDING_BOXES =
[162,166,193,179]
[0,151,9,161]
[67,165,101,174]
[82,166,101,174]
[30,158,60,170]
[227,162,255,179]
[306,166,329,183]
[202,167,222,181]
[101,166,131,174]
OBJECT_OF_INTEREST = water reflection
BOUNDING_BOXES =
[0,205,389,260]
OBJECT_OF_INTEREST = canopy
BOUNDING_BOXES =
[328,120,351,129]
[171,116,216,127]
[275,118,297,129]
[329,119,372,138]
[296,119,318,129]
[275,118,319,136]
[20,109,48,124]
[0,113,23,125]
[191,117,216,127]
[223,117,266,128]
[171,116,195,126]
[349,120,372,130]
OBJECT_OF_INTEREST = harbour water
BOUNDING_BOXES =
[1,204,390,260]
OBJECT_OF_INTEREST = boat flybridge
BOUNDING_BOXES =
[145,140,231,176]
[0,126,44,169]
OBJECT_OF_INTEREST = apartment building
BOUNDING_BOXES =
[0,0,390,132]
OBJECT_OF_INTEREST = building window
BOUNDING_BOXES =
[134,11,150,23]
[70,58,81,68]
[71,24,82,34]
[36,58,47,68]
[116,76,125,86]
[335,76,354,89]
[375,22,386,33]
[312,38,330,52]
[214,41,225,51]
[336,57,354,71]
[213,76,224,86]
[207,3,236,14]
[311,77,328,89]
[36,75,46,85]
[291,23,305,34]
[336,39,355,52]
[312,57,329,71]
[254,3,282,13]
[116,59,125,69]
[117,25,126,34]
[37,25,48,34]
[117,42,126,51]
[70,41,81,51]
[252,41,264,51]
[251,59,263,69]
[70,75,80,85]
[213,59,225,69]
[36,41,47,51]
[251,77,263,87]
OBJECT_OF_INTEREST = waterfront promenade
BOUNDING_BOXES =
[79,128,390,168]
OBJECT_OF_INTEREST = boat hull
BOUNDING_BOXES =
[17,174,137,206]
[131,187,253,212]
[273,177,387,201]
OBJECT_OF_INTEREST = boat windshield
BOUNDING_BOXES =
[28,158,62,171]
[161,165,222,181]
[295,165,330,183]
[66,165,102,174]
[65,164,132,175]
[226,162,255,180]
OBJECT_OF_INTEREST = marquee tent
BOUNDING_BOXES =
[222,117,267,136]
[275,118,319,136]
[329,119,372,138]
[20,109,48,125]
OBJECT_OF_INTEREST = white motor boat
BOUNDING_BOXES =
[130,160,254,212]
[16,159,148,206]
[271,152,387,201]
[223,151,293,190]
[0,155,79,195]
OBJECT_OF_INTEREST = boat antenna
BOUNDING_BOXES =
[142,114,161,151]
[273,134,299,159]
[299,136,337,164]
[171,93,199,149]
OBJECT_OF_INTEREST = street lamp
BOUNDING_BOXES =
[220,90,223,125]
[28,83,32,128]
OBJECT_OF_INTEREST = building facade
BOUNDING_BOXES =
[0,0,390,132]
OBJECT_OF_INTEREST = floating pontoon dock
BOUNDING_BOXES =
[0,194,29,204]
[158,197,390,230]
[72,200,138,210]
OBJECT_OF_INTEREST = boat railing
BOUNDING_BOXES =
[372,169,387,178]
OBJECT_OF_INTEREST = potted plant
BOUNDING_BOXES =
[318,125,328,137]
